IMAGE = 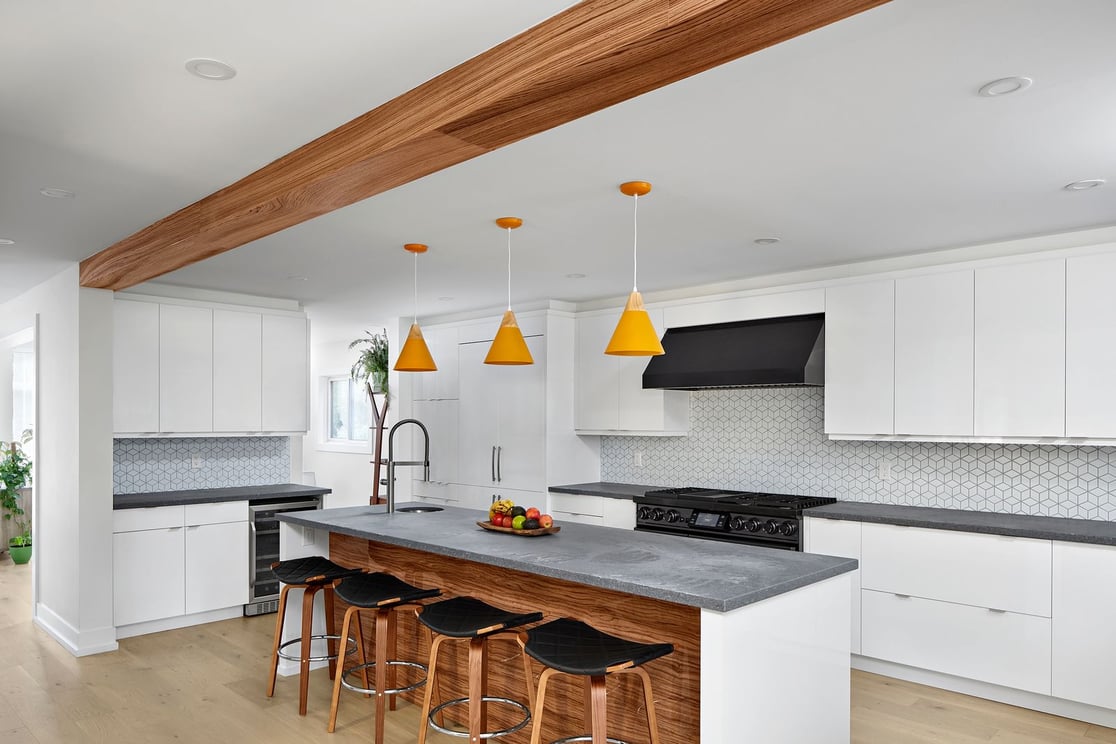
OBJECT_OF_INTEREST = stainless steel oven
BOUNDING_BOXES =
[244,496,322,616]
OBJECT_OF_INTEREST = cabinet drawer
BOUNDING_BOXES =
[861,523,1051,616]
[862,590,1051,694]
[548,493,604,518]
[113,505,185,533]
[185,500,248,526]
[550,510,604,527]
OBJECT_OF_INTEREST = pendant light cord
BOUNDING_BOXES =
[412,250,418,324]
[506,227,512,311]
[632,193,639,292]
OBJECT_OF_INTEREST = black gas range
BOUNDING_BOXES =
[634,487,836,551]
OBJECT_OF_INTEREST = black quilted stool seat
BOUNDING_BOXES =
[265,556,363,716]
[525,618,674,744]
[415,597,543,744]
[327,572,442,743]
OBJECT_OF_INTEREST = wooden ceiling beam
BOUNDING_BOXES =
[79,0,887,291]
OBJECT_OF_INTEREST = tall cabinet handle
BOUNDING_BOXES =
[491,446,496,483]
[497,446,502,482]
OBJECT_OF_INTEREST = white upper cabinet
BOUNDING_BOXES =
[113,299,160,433]
[160,304,214,433]
[975,259,1065,437]
[1066,252,1116,438]
[894,271,974,436]
[574,309,688,434]
[412,326,459,401]
[213,310,262,432]
[824,280,895,435]
[262,314,309,432]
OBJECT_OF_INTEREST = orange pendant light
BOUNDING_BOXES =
[605,181,665,356]
[393,243,438,372]
[484,217,534,365]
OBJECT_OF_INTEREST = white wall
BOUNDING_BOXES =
[0,266,117,656]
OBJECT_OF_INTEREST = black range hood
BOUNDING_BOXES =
[642,313,825,390]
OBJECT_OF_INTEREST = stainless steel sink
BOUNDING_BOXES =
[396,506,444,514]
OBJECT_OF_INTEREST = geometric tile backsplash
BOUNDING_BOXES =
[601,388,1116,520]
[113,437,291,493]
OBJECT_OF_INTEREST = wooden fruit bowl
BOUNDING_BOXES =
[477,521,561,537]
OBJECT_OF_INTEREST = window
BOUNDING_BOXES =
[327,377,371,443]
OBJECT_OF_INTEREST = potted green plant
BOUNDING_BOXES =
[349,329,390,504]
[1,430,33,564]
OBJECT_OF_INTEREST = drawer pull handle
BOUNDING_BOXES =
[987,608,1007,614]
[893,593,911,599]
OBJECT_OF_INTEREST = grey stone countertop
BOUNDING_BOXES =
[548,482,660,500]
[809,502,1116,545]
[114,483,332,510]
[278,503,857,612]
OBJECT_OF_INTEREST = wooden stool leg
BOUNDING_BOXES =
[530,667,559,744]
[517,632,536,712]
[324,585,338,680]
[266,584,291,697]
[327,607,358,733]
[354,610,371,697]
[374,608,390,744]
[387,608,398,711]
[467,636,488,744]
[417,634,447,744]
[589,675,608,744]
[298,584,321,716]
[632,666,662,744]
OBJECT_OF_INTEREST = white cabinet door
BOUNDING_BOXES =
[894,271,974,436]
[493,335,546,492]
[413,399,459,484]
[113,299,160,433]
[159,304,213,432]
[262,315,309,431]
[975,259,1065,436]
[616,308,687,432]
[575,313,619,431]
[1066,252,1116,438]
[1052,541,1116,708]
[114,527,186,626]
[804,517,862,654]
[213,310,262,432]
[824,281,894,435]
[457,341,500,487]
[185,521,249,614]
[414,326,459,401]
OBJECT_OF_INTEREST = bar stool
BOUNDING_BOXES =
[416,596,543,744]
[327,571,442,742]
[524,618,674,744]
[266,556,363,715]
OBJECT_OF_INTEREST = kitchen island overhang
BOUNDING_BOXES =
[279,504,855,743]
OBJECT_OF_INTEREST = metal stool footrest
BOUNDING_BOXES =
[429,696,531,740]
[340,660,428,696]
[549,737,626,744]
[276,634,357,663]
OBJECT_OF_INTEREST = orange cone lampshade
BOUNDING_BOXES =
[484,310,534,365]
[394,323,437,372]
[605,291,664,356]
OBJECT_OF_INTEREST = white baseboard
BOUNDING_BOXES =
[115,606,244,640]
[34,603,119,657]
[853,655,1116,729]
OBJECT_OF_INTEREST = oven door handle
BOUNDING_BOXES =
[249,500,321,517]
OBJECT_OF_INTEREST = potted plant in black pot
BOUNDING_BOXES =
[1,431,33,564]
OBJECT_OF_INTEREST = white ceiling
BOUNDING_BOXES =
[4,0,1115,339]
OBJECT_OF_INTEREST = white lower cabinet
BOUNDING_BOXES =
[1052,542,1116,709]
[113,501,248,631]
[803,517,861,654]
[862,590,1052,694]
[547,492,636,529]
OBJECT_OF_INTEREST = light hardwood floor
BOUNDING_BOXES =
[2,555,1114,743]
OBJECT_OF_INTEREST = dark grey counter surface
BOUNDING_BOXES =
[548,482,660,500]
[809,501,1116,545]
[278,503,856,612]
[114,483,332,510]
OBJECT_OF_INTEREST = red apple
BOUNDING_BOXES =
[538,514,553,528]
[525,507,541,520]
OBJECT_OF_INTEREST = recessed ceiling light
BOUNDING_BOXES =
[977,76,1032,97]
[0,238,14,246]
[565,273,586,279]
[39,187,75,199]
[437,296,454,302]
[284,275,308,281]
[185,58,237,81]
[754,237,780,245]
[1064,179,1105,191]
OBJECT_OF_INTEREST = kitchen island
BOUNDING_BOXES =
[279,503,856,743]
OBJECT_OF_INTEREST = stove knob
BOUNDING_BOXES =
[637,506,652,521]
[746,518,762,533]
[780,521,799,537]
[665,509,681,523]
[729,516,747,531]
[651,508,666,522]
[764,519,779,535]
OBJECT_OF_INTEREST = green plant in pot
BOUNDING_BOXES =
[349,329,390,504]
[1,430,33,564]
